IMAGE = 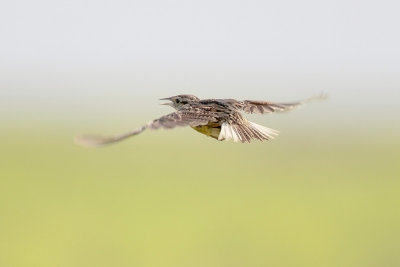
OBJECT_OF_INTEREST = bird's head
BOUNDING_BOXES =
[160,94,200,110]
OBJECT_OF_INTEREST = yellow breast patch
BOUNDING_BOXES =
[191,125,221,140]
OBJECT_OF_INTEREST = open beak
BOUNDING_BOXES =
[159,97,173,106]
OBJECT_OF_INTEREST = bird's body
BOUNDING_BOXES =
[75,94,325,147]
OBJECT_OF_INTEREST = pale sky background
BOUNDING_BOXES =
[1,0,399,130]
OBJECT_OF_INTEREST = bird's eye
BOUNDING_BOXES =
[175,99,180,103]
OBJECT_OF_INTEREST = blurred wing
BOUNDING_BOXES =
[241,93,327,114]
[241,100,302,114]
[74,126,147,147]
[75,110,217,147]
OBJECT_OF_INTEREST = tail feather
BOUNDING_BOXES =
[218,122,279,143]
[249,122,279,140]
[246,124,264,141]
[237,124,252,143]
[233,124,245,143]
[230,125,240,142]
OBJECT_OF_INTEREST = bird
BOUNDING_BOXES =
[75,93,326,147]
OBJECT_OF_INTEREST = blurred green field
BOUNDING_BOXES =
[1,124,399,267]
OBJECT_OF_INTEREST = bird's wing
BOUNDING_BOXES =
[240,93,327,114]
[75,109,217,147]
[149,109,217,129]
[74,126,148,147]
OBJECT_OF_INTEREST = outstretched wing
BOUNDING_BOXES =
[240,93,327,114]
[75,109,217,147]
[74,126,148,147]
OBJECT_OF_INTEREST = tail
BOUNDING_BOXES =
[218,122,279,143]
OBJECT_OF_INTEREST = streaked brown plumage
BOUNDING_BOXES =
[75,93,326,147]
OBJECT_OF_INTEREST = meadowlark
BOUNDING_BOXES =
[75,93,325,147]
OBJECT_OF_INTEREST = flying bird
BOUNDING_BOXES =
[75,94,326,147]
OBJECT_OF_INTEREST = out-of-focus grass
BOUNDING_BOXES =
[0,124,399,267]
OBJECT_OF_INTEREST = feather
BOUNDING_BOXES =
[229,124,240,142]
[218,123,230,141]
[249,122,279,140]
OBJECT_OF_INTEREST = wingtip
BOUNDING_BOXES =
[302,92,328,104]
[74,135,109,148]
[312,92,328,101]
